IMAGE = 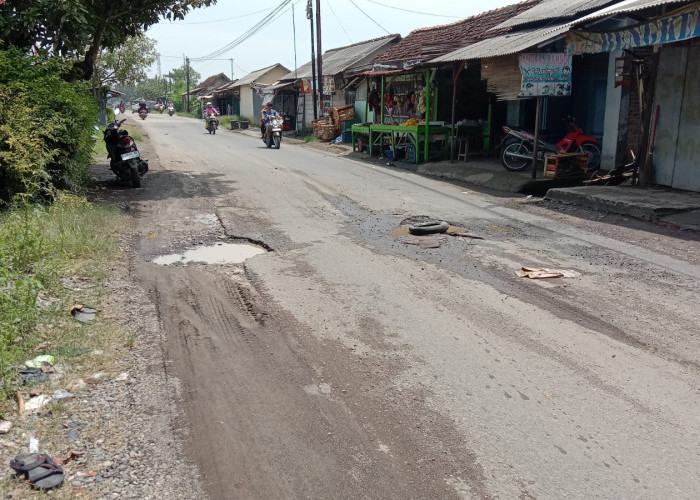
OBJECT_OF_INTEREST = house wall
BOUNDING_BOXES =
[240,66,292,122]
[601,51,624,171]
[240,86,255,120]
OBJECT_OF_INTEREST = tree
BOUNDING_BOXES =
[135,77,169,101]
[92,35,158,91]
[169,64,201,104]
[0,0,216,80]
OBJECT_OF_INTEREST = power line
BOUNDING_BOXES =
[347,0,390,34]
[326,0,353,44]
[193,0,297,61]
[355,0,461,19]
[160,7,273,25]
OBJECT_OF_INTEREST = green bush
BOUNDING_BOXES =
[0,49,98,207]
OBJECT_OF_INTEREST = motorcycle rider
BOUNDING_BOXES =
[204,101,219,127]
[260,102,281,139]
[138,99,148,114]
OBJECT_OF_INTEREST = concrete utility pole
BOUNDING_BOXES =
[307,0,318,120]
[315,0,323,116]
[186,56,191,113]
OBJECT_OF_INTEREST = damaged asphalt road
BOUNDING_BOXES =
[106,114,700,499]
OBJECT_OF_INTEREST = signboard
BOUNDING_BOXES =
[568,4,700,55]
[518,53,572,97]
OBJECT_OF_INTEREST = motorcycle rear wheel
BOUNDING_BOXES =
[129,163,141,188]
[577,141,601,172]
[501,140,532,171]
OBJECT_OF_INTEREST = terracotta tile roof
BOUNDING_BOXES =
[192,73,231,93]
[373,0,541,67]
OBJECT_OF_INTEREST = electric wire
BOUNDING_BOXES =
[347,0,390,34]
[355,0,461,19]
[325,0,353,44]
[161,7,273,25]
[193,0,297,61]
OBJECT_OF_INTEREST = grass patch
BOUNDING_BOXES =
[0,192,128,402]
[304,134,318,143]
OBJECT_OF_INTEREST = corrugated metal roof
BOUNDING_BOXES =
[431,21,571,62]
[279,35,400,80]
[235,64,288,87]
[433,0,691,62]
[570,0,691,22]
[490,0,617,30]
[371,0,540,67]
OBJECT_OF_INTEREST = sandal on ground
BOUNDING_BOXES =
[26,458,64,490]
[9,454,46,472]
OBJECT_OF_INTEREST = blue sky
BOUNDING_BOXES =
[147,0,515,82]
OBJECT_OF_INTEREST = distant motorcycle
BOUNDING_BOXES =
[138,109,148,120]
[500,117,601,172]
[103,119,148,188]
[118,104,125,114]
[206,114,218,134]
[167,105,174,116]
[262,116,283,149]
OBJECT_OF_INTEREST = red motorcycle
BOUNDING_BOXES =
[500,117,601,172]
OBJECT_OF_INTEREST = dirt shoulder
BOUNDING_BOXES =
[0,126,206,499]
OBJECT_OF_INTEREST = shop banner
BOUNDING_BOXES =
[568,5,700,54]
[518,53,572,97]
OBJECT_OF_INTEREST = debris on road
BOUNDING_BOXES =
[516,267,581,279]
[25,354,55,369]
[0,420,12,434]
[24,394,52,413]
[70,305,100,323]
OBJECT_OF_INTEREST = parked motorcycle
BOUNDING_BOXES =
[103,119,148,188]
[138,109,148,120]
[205,114,218,134]
[168,105,174,116]
[500,118,601,172]
[262,116,283,149]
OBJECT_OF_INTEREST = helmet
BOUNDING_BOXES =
[140,99,145,104]
[206,102,212,106]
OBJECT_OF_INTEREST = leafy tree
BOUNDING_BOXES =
[93,35,158,91]
[169,64,201,108]
[135,77,170,101]
[0,0,216,80]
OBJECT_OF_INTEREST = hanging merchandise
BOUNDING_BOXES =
[417,89,427,115]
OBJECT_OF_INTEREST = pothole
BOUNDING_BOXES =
[152,242,267,266]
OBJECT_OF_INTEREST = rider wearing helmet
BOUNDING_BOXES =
[260,102,281,138]
[138,99,148,113]
[204,101,219,117]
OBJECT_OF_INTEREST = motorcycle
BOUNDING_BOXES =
[103,119,148,188]
[167,105,174,116]
[138,109,148,120]
[205,114,218,134]
[500,117,601,172]
[118,104,125,114]
[262,116,283,149]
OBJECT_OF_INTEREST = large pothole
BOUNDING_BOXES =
[152,241,267,266]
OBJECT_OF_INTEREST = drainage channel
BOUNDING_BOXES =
[152,241,268,266]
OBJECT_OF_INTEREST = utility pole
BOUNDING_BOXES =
[186,56,191,113]
[157,53,162,79]
[315,0,323,116]
[306,0,317,120]
[230,58,234,80]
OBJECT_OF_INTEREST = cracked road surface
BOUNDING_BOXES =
[116,114,700,499]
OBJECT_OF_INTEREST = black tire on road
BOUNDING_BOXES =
[129,162,141,188]
[273,135,280,149]
[408,221,449,235]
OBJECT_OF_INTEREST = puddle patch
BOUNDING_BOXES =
[153,242,266,266]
